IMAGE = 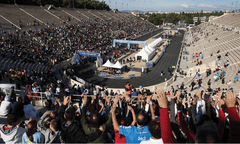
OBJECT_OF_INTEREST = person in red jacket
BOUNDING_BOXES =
[225,90,240,143]
[174,90,240,143]
[155,89,177,143]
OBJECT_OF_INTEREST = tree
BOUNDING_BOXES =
[195,17,201,25]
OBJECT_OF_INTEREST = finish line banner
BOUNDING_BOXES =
[79,52,101,57]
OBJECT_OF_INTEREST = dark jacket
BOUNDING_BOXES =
[81,106,112,143]
[58,105,102,143]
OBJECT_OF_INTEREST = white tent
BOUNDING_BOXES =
[102,59,114,67]
[135,48,150,61]
[135,37,163,62]
[112,61,124,69]
[149,37,162,49]
[144,45,153,54]
[147,45,155,52]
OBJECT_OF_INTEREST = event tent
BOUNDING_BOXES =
[135,48,150,61]
[102,59,114,67]
[145,46,153,54]
[112,61,124,69]
[135,37,163,62]
[149,37,162,49]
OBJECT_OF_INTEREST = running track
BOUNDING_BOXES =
[75,30,184,88]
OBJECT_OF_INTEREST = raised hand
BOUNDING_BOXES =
[196,89,202,99]
[128,105,133,111]
[45,110,51,115]
[29,117,34,122]
[218,99,225,110]
[106,96,111,104]
[219,89,223,98]
[103,92,107,99]
[137,94,142,102]
[193,96,198,105]
[156,89,168,108]
[147,95,152,103]
[113,95,120,105]
[152,93,158,101]
[83,95,88,105]
[226,90,236,108]
[63,96,71,106]
[176,90,181,98]
[177,99,182,110]
[99,125,105,132]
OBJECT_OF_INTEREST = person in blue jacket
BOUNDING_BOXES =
[22,119,45,144]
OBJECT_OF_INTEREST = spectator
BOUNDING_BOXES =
[0,114,26,143]
[38,111,63,143]
[12,97,24,118]
[58,96,103,143]
[22,119,45,143]
[224,60,229,67]
[176,85,179,91]
[140,121,163,144]
[23,97,39,119]
[234,73,239,83]
[207,79,211,86]
[45,89,52,110]
[112,94,151,143]
[0,94,13,117]
[80,95,112,142]
[132,89,138,98]
[125,82,133,95]
[9,86,16,104]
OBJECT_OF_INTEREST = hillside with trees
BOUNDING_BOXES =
[140,11,224,26]
[0,0,110,10]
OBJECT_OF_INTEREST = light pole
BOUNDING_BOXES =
[109,0,111,10]
[236,1,238,12]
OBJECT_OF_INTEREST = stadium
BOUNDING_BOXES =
[0,0,240,143]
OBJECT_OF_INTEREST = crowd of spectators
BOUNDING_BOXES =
[2,7,240,144]
[0,14,157,67]
[0,83,240,143]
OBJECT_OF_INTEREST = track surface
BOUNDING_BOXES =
[75,31,184,88]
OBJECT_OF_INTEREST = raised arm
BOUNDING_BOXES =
[191,96,198,123]
[148,95,156,121]
[156,89,177,143]
[58,96,71,125]
[217,99,225,140]
[80,96,99,135]
[38,111,51,132]
[177,99,196,143]
[128,105,136,126]
[112,95,120,131]
[226,90,240,143]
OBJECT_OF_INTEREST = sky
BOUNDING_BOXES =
[102,0,238,12]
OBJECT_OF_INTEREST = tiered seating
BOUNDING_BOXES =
[212,13,240,28]
[179,19,240,93]
[47,7,78,25]
[0,5,42,30]
[0,56,48,73]
[0,16,15,32]
[19,5,62,27]
[62,9,88,21]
